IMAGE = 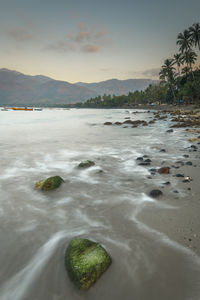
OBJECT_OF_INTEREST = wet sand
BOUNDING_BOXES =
[138,136,200,255]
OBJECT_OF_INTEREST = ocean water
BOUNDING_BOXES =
[0,108,199,300]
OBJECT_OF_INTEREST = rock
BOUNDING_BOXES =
[166,129,173,133]
[149,189,163,198]
[136,157,143,161]
[104,122,112,125]
[183,154,189,158]
[150,168,157,172]
[35,175,64,191]
[174,174,184,177]
[78,160,95,168]
[65,238,112,290]
[158,167,170,174]
[186,161,192,166]
[159,149,166,152]
[114,122,122,125]
[139,162,151,166]
[163,181,171,185]
[173,190,179,193]
[144,159,152,163]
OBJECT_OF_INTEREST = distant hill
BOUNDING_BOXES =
[0,69,96,106]
[75,78,158,96]
[0,69,158,106]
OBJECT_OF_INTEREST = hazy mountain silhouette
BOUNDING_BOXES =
[0,69,158,106]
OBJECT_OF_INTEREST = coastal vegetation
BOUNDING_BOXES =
[74,22,200,108]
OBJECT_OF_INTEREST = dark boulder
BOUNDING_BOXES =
[149,189,163,198]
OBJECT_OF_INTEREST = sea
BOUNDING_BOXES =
[0,108,200,300]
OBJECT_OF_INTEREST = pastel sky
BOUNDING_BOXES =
[0,0,200,82]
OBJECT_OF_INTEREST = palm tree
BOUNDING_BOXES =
[181,66,190,77]
[173,53,183,75]
[176,29,192,53]
[182,50,197,77]
[159,59,176,102]
[189,23,200,51]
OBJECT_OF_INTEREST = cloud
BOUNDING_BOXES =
[142,68,160,78]
[7,28,35,42]
[82,44,101,53]
[44,24,111,54]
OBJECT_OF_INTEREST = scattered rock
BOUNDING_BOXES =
[65,238,112,290]
[104,122,112,125]
[144,159,152,163]
[136,157,143,161]
[158,167,170,174]
[149,189,163,198]
[163,181,171,185]
[139,162,151,166]
[35,175,64,191]
[78,160,95,168]
[150,168,157,172]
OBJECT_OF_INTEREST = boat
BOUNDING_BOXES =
[12,107,33,111]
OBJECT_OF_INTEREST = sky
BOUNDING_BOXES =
[0,0,200,83]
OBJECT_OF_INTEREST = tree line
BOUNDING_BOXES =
[74,22,200,108]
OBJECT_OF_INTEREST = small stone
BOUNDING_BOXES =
[186,161,192,166]
[173,190,179,193]
[163,181,171,185]
[166,129,173,133]
[104,122,112,125]
[144,159,152,163]
[174,174,184,177]
[149,189,163,198]
[139,162,151,166]
[183,155,189,158]
[158,167,170,174]
[136,157,143,161]
[78,160,95,168]
[160,149,166,152]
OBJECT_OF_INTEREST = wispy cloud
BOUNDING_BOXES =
[82,44,101,53]
[44,23,111,54]
[7,28,35,42]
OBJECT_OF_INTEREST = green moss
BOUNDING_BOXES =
[78,160,95,168]
[35,176,64,191]
[65,238,112,290]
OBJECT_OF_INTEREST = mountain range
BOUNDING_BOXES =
[0,69,158,106]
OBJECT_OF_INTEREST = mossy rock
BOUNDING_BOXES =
[35,176,64,191]
[65,238,112,290]
[78,160,95,168]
